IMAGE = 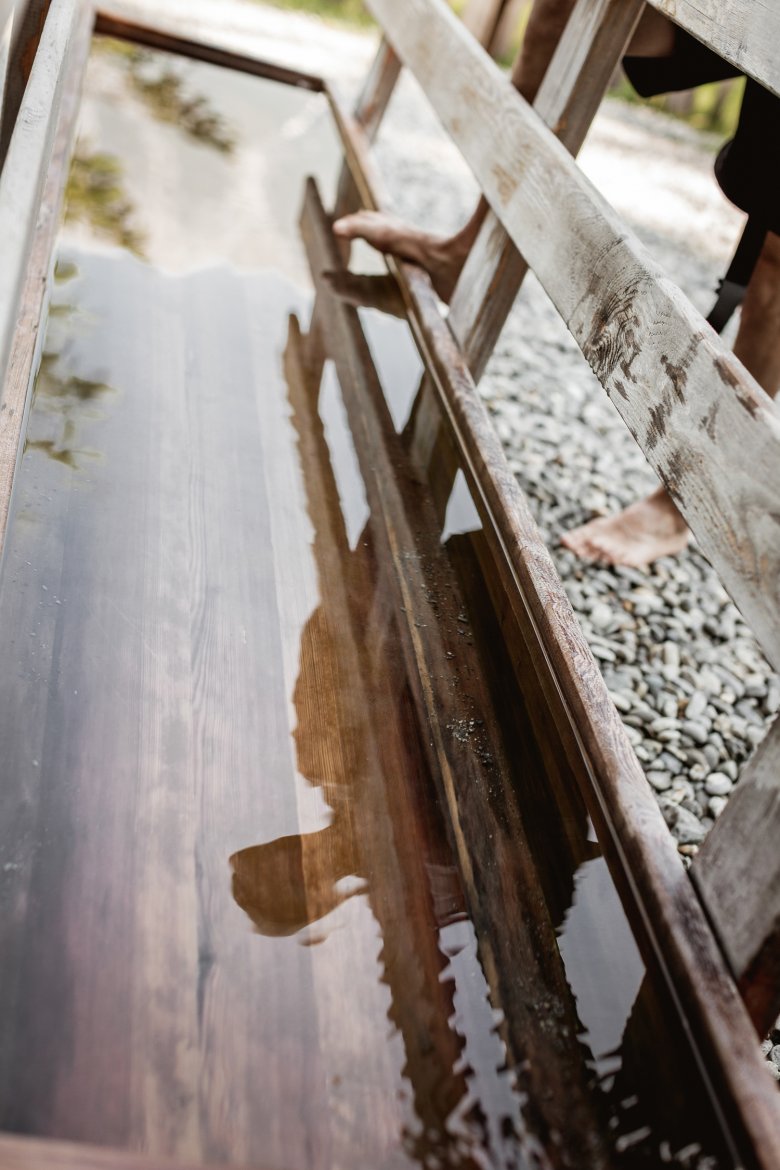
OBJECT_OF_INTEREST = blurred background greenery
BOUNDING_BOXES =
[252,0,742,135]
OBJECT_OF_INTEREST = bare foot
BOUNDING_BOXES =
[561,487,689,567]
[332,210,467,302]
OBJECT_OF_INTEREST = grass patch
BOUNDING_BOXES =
[249,0,375,29]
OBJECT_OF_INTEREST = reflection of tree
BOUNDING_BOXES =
[64,146,145,255]
[25,322,114,470]
[97,37,236,153]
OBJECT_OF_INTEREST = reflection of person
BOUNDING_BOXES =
[333,4,780,567]
[230,607,364,938]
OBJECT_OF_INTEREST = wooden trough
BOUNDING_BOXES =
[0,0,778,1167]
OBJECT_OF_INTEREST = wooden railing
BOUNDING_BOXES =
[343,0,780,1035]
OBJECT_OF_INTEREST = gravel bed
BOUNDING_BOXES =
[368,72,780,872]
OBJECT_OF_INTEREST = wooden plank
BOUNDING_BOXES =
[692,717,780,1036]
[646,0,780,99]
[352,35,400,140]
[0,1,53,165]
[0,0,86,425]
[300,177,624,1169]
[449,0,645,379]
[325,84,780,1169]
[0,0,91,565]
[0,1132,241,1170]
[366,0,780,674]
[93,10,324,92]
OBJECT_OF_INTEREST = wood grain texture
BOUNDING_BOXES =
[93,11,325,91]
[693,717,780,1036]
[0,0,91,564]
[0,1132,241,1170]
[0,1,53,164]
[0,0,86,433]
[449,0,645,380]
[300,177,622,1170]
[366,0,780,676]
[352,35,400,140]
[326,80,780,1169]
[645,0,780,98]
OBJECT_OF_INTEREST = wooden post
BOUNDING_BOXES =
[692,719,780,1036]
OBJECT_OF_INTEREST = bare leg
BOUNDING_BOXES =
[562,232,780,567]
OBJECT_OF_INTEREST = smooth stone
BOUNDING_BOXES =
[647,771,672,792]
[708,796,728,818]
[704,773,733,797]
[681,720,709,745]
[685,691,708,721]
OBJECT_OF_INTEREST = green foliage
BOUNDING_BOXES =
[64,147,146,255]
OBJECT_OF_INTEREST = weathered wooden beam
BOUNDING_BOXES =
[449,0,645,379]
[325,78,780,1167]
[645,0,780,98]
[692,718,780,1036]
[365,0,780,675]
[0,1131,241,1170]
[0,0,85,387]
[0,1,54,165]
[300,176,624,1168]
[352,35,400,140]
[0,0,92,563]
[93,11,324,91]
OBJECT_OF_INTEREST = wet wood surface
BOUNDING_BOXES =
[693,715,780,1035]
[0,23,777,1170]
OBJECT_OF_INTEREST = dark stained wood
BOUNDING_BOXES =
[693,717,780,1036]
[324,81,780,1170]
[0,0,92,563]
[93,10,324,92]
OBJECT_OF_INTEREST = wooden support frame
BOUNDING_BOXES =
[693,718,780,1037]
[0,0,93,562]
[364,0,780,676]
[323,81,780,1170]
[645,0,780,98]
[449,0,646,379]
[1,0,778,1163]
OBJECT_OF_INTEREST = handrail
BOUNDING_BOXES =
[365,0,780,676]
[645,0,780,99]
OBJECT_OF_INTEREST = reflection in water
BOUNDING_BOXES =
[25,294,115,470]
[65,146,145,255]
[97,38,236,154]
[230,336,536,1169]
[555,857,645,1083]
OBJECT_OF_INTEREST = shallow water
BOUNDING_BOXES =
[0,37,739,1170]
